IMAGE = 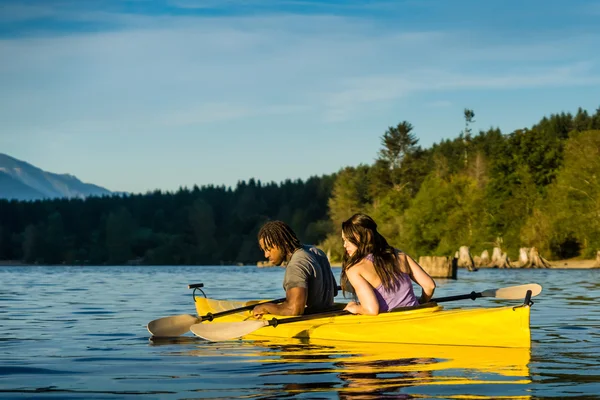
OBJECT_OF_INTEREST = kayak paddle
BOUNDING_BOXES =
[432,283,542,303]
[190,283,543,342]
[191,309,351,341]
[148,283,342,337]
[147,296,286,337]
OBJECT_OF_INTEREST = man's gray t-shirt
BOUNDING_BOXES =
[282,245,338,314]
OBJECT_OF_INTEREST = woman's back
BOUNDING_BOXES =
[341,213,436,316]
[363,252,419,311]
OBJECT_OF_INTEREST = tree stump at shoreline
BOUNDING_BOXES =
[518,248,529,267]
[490,247,513,268]
[456,246,477,271]
[595,250,600,268]
[418,256,457,279]
[477,250,490,267]
[519,247,551,268]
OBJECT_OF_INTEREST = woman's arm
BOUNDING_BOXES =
[343,264,380,315]
[404,254,436,303]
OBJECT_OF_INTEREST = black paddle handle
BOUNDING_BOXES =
[267,309,351,327]
[188,283,204,289]
[200,297,287,322]
[432,291,482,303]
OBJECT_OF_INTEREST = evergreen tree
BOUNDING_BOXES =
[462,108,475,167]
[378,121,419,177]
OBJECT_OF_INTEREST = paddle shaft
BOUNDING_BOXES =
[226,283,539,326]
[431,283,542,303]
[198,284,344,321]
[265,309,351,328]
[432,291,482,303]
[191,281,344,321]
[200,297,287,321]
[254,284,539,328]
[251,286,530,332]
[267,285,538,324]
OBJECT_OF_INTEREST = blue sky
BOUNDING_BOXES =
[1,0,599,193]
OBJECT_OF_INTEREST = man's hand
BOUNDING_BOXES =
[252,304,270,318]
[250,287,308,317]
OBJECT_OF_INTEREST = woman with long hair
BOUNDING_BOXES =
[340,213,436,315]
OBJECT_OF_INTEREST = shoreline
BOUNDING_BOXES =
[1,259,597,269]
[547,258,598,269]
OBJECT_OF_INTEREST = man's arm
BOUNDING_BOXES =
[253,287,307,317]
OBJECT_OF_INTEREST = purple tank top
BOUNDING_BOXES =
[365,253,419,311]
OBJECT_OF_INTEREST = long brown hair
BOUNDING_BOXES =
[340,213,409,294]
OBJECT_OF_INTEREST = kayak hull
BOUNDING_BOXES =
[193,297,531,348]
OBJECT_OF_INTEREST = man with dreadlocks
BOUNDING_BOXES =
[252,220,338,317]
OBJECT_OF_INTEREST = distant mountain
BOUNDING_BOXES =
[0,153,113,201]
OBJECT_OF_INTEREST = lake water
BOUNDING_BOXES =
[1,266,599,399]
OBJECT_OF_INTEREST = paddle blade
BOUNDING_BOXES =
[190,320,268,341]
[481,283,542,300]
[147,314,199,337]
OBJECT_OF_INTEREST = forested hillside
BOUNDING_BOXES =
[1,106,599,265]
[0,178,334,265]
[323,107,600,262]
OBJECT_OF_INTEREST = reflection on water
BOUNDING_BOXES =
[150,336,531,398]
[1,266,599,399]
[258,339,531,399]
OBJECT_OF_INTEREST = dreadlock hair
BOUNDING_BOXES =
[257,220,301,257]
[340,213,410,295]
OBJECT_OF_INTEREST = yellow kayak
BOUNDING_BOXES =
[192,296,532,348]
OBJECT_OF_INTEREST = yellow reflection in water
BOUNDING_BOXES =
[151,336,531,399]
[248,338,531,399]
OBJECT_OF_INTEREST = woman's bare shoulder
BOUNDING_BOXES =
[348,258,371,273]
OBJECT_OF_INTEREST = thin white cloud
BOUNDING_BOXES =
[321,62,600,121]
[1,8,599,191]
[0,3,58,22]
[167,0,402,11]
[0,16,450,131]
[168,0,264,9]
[427,100,453,108]
[2,13,599,130]
[159,102,307,126]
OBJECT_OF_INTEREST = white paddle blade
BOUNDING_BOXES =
[190,320,268,341]
[147,314,199,337]
[481,283,542,300]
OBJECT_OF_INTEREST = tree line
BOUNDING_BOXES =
[0,178,334,265]
[1,106,599,265]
